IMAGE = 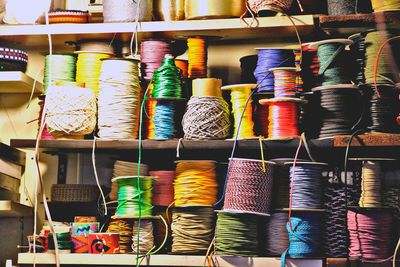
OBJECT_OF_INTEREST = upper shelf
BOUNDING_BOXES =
[0,71,42,93]
[0,15,317,49]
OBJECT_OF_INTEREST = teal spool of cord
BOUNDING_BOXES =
[317,43,351,86]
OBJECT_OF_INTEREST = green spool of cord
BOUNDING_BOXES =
[47,232,72,251]
[152,55,182,99]
[114,176,154,217]
[43,54,76,94]
[317,43,351,86]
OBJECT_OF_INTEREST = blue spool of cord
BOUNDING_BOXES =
[153,101,176,140]
[254,49,295,92]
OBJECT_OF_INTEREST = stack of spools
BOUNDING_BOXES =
[216,158,274,256]
[171,160,217,254]
[182,78,230,140]
[71,217,99,253]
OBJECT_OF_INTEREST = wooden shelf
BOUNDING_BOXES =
[334,133,400,147]
[0,15,317,49]
[0,200,32,217]
[0,71,42,93]
[18,253,323,267]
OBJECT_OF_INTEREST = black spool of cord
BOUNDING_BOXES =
[349,33,366,85]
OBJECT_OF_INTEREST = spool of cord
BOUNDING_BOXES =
[270,159,292,209]
[141,40,171,80]
[215,211,259,256]
[371,0,400,11]
[144,97,157,139]
[349,33,366,85]
[347,209,393,259]
[270,67,298,98]
[48,232,72,252]
[222,84,256,139]
[187,37,207,79]
[175,59,188,78]
[240,55,258,83]
[107,219,133,253]
[174,160,218,207]
[131,219,154,254]
[300,44,320,91]
[248,0,293,14]
[103,0,153,22]
[28,235,46,253]
[98,58,141,139]
[76,51,112,96]
[252,93,271,137]
[185,0,246,19]
[293,49,303,92]
[288,162,325,209]
[264,211,289,256]
[152,55,182,99]
[327,0,372,15]
[171,206,214,254]
[383,188,400,223]
[359,161,383,208]
[223,158,274,215]
[45,83,96,138]
[312,85,362,139]
[154,0,185,21]
[254,49,295,92]
[150,170,175,206]
[43,54,76,94]
[153,207,172,253]
[152,101,177,140]
[113,176,154,218]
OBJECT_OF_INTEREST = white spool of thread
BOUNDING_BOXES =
[131,220,154,254]
[98,58,141,139]
[103,0,153,22]
[3,0,51,24]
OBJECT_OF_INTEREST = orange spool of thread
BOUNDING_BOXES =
[187,37,207,79]
[175,59,188,78]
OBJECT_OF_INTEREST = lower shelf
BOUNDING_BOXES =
[18,253,324,267]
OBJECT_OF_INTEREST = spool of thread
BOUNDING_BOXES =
[107,219,133,253]
[254,48,295,92]
[74,216,97,223]
[359,161,383,208]
[131,219,155,254]
[187,37,207,79]
[103,0,153,22]
[364,31,400,85]
[264,211,289,256]
[349,33,366,85]
[174,160,218,206]
[240,55,258,84]
[301,44,320,91]
[43,54,76,94]
[270,67,298,98]
[222,84,256,139]
[312,40,352,86]
[141,40,171,80]
[175,59,188,78]
[371,0,400,11]
[153,207,172,252]
[223,158,275,215]
[110,161,149,200]
[152,101,177,140]
[288,162,325,209]
[78,41,115,55]
[75,51,112,96]
[71,222,99,237]
[185,0,246,19]
[215,211,259,256]
[327,0,372,15]
[312,85,361,139]
[248,0,293,14]
[45,83,96,137]
[98,58,141,139]
[152,55,182,99]
[383,188,400,223]
[259,98,302,140]
[48,232,72,252]
[285,212,323,258]
[113,176,154,218]
[150,170,175,206]
[171,206,214,254]
[154,0,185,21]
[347,209,393,259]
[88,233,120,254]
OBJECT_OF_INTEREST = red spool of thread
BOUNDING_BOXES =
[259,98,303,140]
[150,170,175,206]
[270,67,297,98]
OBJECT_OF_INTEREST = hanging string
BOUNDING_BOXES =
[254,49,294,92]
[349,33,366,85]
[174,161,218,206]
[271,68,297,98]
[240,55,258,83]
[149,170,175,207]
[43,54,75,94]
[114,176,154,217]
[171,207,214,254]
[317,43,351,86]
[370,0,400,11]
[187,37,207,79]
[140,40,171,80]
[264,211,289,256]
[103,0,153,22]
[152,55,182,98]
[131,219,154,254]
[182,96,230,140]
[289,163,324,209]
[153,102,176,140]
[76,52,112,96]
[107,219,133,253]
[223,158,274,215]
[215,211,258,256]
[347,209,393,259]
[359,161,383,208]
[98,59,141,139]
[263,100,299,139]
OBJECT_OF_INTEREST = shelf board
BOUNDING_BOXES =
[10,138,332,151]
[0,200,32,217]
[334,133,400,147]
[0,15,317,48]
[0,142,26,166]
[0,71,42,93]
[18,253,323,267]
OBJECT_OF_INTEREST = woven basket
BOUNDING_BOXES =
[51,184,99,202]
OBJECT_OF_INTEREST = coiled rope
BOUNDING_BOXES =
[174,161,218,207]
[149,170,175,207]
[215,211,258,256]
[131,219,154,254]
[98,59,141,139]
[43,54,75,94]
[187,37,207,79]
[223,158,274,215]
[264,211,289,256]
[140,40,171,80]
[359,161,383,208]
[348,209,393,259]
[107,219,133,253]
[171,207,214,254]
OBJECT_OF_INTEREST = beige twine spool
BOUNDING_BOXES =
[248,0,293,13]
